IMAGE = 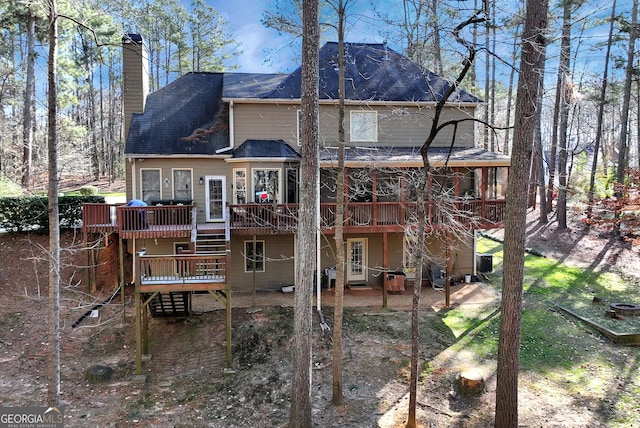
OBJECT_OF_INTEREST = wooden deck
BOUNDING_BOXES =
[138,253,229,293]
[82,199,506,238]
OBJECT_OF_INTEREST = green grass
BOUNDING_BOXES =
[435,237,640,426]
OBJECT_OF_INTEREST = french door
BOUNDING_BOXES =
[205,176,226,222]
[347,238,367,282]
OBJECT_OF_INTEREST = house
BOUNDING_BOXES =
[82,35,509,373]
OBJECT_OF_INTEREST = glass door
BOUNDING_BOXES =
[347,238,367,282]
[205,176,226,222]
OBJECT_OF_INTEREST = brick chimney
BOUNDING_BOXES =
[122,34,149,140]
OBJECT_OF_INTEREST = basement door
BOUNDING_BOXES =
[205,176,226,222]
[347,238,367,282]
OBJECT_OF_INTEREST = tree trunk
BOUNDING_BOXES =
[288,0,319,426]
[503,14,523,156]
[22,10,36,189]
[405,173,427,428]
[587,0,616,215]
[495,0,548,426]
[331,0,347,407]
[557,0,573,229]
[615,0,638,187]
[47,0,61,408]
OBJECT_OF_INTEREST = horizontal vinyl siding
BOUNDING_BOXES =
[232,103,476,150]
[234,104,300,147]
[229,235,295,292]
[129,158,229,223]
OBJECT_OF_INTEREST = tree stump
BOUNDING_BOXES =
[458,370,485,397]
[605,309,624,320]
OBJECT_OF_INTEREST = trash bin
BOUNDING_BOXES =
[386,271,405,292]
[324,267,336,289]
[477,254,493,273]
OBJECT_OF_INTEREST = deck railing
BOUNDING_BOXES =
[82,204,196,239]
[83,199,506,236]
[139,253,227,285]
[229,199,506,231]
[82,203,119,233]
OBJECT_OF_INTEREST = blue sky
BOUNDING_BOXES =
[208,0,390,73]
[208,0,630,86]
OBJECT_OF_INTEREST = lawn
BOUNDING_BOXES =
[434,237,640,427]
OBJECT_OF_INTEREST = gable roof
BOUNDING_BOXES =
[125,42,481,157]
[261,42,480,103]
[125,72,228,155]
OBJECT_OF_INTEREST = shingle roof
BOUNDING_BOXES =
[222,73,288,99]
[125,43,481,157]
[264,42,480,103]
[125,72,228,155]
[232,139,301,159]
[319,146,510,166]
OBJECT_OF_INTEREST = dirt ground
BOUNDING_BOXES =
[1,181,639,427]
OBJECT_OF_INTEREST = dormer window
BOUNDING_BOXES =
[350,111,377,143]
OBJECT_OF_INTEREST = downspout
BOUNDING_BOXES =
[216,100,235,154]
[131,158,137,200]
[316,166,321,312]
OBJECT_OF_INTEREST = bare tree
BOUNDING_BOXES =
[405,10,487,427]
[47,0,61,408]
[22,4,36,189]
[587,0,616,217]
[494,0,548,425]
[329,0,348,406]
[288,0,319,425]
[616,0,638,187]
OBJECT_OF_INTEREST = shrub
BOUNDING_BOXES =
[79,185,99,196]
[0,195,105,233]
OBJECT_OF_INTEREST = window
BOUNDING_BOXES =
[485,167,508,200]
[245,240,265,272]
[233,168,247,204]
[376,173,400,202]
[173,169,192,200]
[320,169,337,203]
[350,111,377,142]
[253,169,280,203]
[286,168,298,203]
[140,169,160,204]
[349,168,373,202]
[296,110,302,146]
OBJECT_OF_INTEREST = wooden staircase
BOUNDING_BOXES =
[146,292,191,318]
[195,230,227,255]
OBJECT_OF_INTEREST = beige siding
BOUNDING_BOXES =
[229,235,295,292]
[318,231,476,287]
[232,103,476,150]
[128,158,229,223]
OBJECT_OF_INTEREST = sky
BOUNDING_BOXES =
[207,0,390,73]
[208,0,630,87]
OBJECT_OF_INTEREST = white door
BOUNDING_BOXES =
[347,238,367,282]
[205,176,226,222]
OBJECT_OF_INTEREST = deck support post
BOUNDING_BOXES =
[225,284,232,369]
[382,231,388,309]
[135,275,142,376]
[119,235,125,323]
[142,298,149,356]
[445,236,452,307]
